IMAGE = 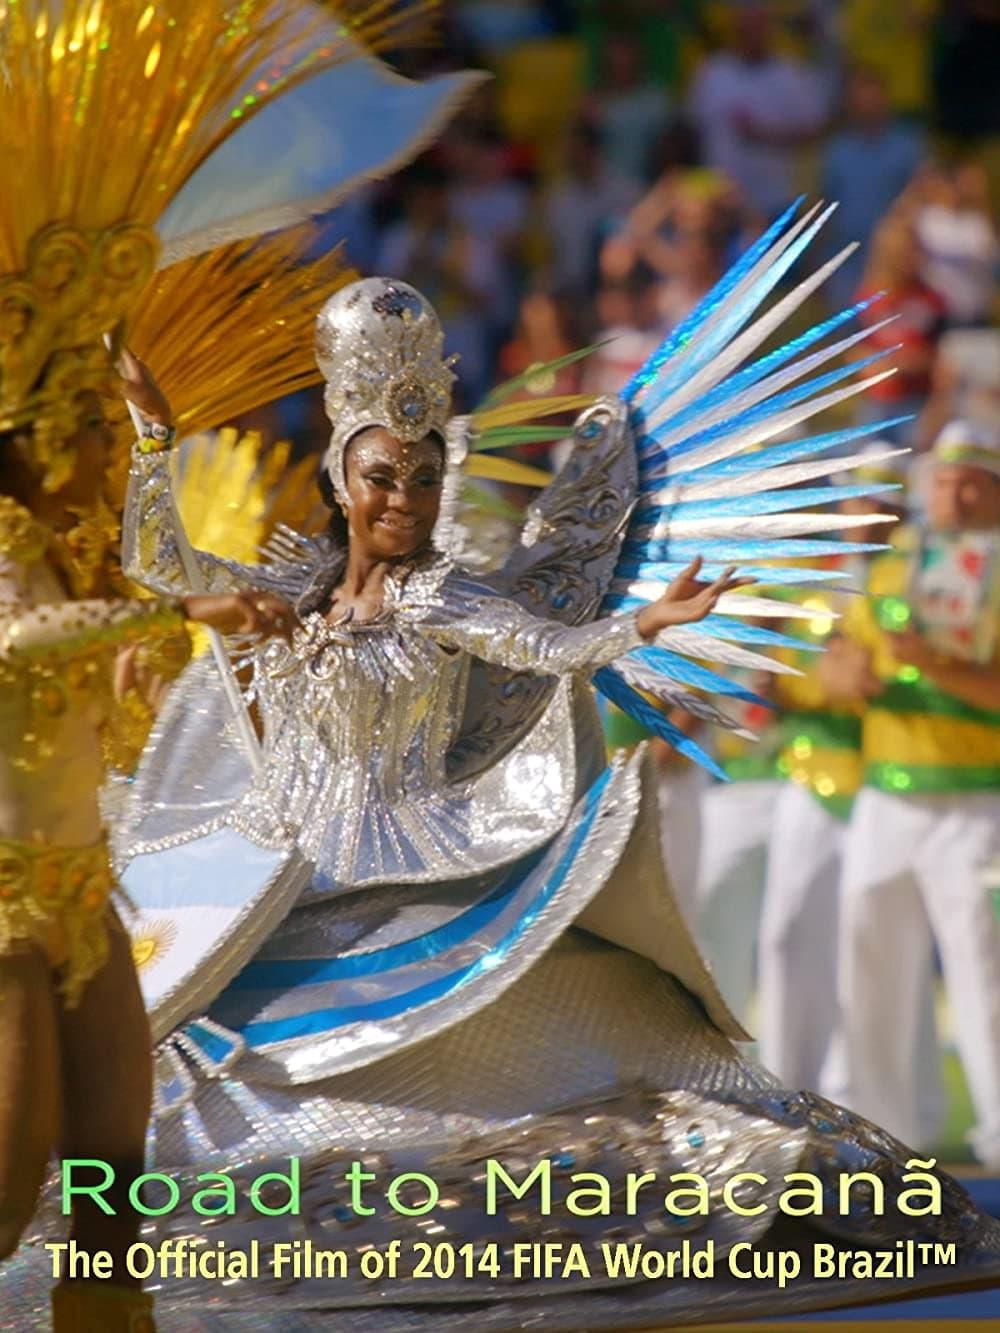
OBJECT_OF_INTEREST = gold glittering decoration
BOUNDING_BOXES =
[0,835,113,1004]
[0,222,158,487]
[0,494,48,564]
[0,0,437,481]
[0,1,438,265]
[49,494,127,598]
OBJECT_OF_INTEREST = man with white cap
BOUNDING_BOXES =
[821,420,1000,1166]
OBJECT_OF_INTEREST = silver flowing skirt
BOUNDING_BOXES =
[5,927,1000,1331]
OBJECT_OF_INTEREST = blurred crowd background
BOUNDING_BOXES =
[257,0,999,454]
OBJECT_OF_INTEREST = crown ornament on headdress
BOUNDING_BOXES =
[317,277,462,503]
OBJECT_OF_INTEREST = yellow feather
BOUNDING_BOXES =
[0,0,439,271]
[465,455,553,488]
[473,394,595,432]
[105,226,356,502]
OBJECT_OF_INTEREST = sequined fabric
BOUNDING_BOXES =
[0,835,112,1005]
[121,448,644,888]
[1,505,183,777]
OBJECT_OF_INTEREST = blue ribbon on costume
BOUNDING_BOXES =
[230,767,613,1046]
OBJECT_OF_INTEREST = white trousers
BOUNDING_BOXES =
[695,780,779,1025]
[758,782,844,1090]
[822,786,1000,1166]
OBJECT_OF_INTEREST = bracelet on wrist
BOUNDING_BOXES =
[137,420,177,453]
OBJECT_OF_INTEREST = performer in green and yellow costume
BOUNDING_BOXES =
[756,451,908,1091]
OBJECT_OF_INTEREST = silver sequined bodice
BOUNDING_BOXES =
[261,611,464,803]
[240,601,489,886]
[119,452,645,888]
[227,556,644,889]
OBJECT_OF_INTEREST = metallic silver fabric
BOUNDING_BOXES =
[121,451,643,888]
[448,397,637,784]
[204,754,644,1083]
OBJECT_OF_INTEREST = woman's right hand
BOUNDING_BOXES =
[636,557,752,641]
[181,591,296,641]
[117,347,174,426]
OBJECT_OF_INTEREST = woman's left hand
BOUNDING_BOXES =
[636,557,753,641]
[118,347,174,426]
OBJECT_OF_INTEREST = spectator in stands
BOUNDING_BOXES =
[627,177,739,330]
[687,2,828,220]
[445,125,531,352]
[855,214,947,443]
[582,1,703,98]
[542,120,640,300]
[841,0,935,120]
[498,288,583,470]
[911,162,998,329]
[588,32,672,186]
[376,160,498,408]
[821,67,924,308]
[581,264,665,397]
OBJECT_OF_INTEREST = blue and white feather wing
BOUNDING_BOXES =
[594,200,908,774]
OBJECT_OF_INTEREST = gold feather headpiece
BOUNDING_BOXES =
[0,0,435,489]
[106,224,357,496]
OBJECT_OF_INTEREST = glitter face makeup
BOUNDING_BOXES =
[341,428,444,560]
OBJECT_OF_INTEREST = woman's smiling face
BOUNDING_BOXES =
[342,426,444,560]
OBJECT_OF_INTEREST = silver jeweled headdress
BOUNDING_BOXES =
[316,277,464,505]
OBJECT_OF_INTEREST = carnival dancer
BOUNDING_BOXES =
[0,409,295,1331]
[77,221,1000,1330]
[822,421,1000,1168]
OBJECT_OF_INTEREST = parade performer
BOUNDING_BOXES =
[41,209,996,1332]
[822,420,1000,1168]
[756,452,912,1090]
[694,681,784,1024]
[0,4,482,1328]
[0,399,295,1332]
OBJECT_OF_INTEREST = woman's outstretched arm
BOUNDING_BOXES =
[413,559,749,676]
